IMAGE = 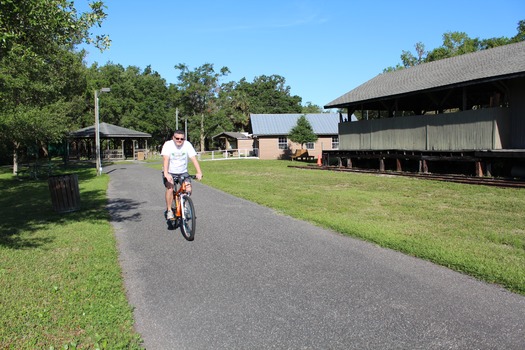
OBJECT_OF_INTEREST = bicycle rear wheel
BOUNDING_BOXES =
[180,195,196,241]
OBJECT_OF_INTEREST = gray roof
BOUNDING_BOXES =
[325,40,525,108]
[212,132,251,139]
[70,122,152,138]
[250,113,342,136]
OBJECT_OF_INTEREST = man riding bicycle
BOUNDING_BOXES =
[161,130,203,220]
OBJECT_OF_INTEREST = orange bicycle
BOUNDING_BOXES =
[166,175,197,241]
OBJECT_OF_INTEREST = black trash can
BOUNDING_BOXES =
[48,174,81,213]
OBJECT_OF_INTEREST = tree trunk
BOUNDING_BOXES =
[12,141,19,175]
[200,113,205,152]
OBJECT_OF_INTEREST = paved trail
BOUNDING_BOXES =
[106,163,525,349]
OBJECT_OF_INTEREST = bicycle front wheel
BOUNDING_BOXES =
[180,195,196,241]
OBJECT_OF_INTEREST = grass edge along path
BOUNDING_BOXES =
[0,165,143,349]
[176,159,525,296]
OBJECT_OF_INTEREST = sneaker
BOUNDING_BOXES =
[167,210,174,220]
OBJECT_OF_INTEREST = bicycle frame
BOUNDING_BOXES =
[169,175,197,241]
[172,178,190,218]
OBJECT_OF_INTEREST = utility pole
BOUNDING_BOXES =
[94,87,110,176]
[176,108,179,130]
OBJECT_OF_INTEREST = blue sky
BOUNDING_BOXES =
[80,0,524,109]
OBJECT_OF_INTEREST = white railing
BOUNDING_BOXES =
[197,148,259,161]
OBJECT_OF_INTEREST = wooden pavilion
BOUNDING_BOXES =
[69,122,152,160]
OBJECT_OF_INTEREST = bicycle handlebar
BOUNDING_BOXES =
[170,174,199,184]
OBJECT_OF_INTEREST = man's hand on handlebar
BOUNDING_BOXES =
[164,173,174,184]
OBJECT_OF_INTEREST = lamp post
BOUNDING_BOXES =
[94,87,111,176]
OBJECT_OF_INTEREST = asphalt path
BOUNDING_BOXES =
[106,162,525,349]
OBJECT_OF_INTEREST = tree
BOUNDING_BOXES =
[215,80,250,133]
[0,0,110,55]
[174,63,230,151]
[401,42,426,68]
[0,0,110,172]
[82,63,180,149]
[301,102,323,113]
[0,45,89,170]
[383,19,524,73]
[426,32,481,61]
[289,115,317,149]
[213,75,304,136]
[235,75,302,114]
[512,20,525,42]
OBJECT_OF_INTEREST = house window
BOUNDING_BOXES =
[332,136,339,149]
[305,142,315,150]
[278,137,288,149]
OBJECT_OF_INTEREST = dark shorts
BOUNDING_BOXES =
[162,172,191,188]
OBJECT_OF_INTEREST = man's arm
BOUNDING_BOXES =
[190,156,203,180]
[163,155,173,184]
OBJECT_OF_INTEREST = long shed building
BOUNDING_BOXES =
[324,40,525,177]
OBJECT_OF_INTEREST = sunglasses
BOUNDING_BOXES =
[174,137,185,141]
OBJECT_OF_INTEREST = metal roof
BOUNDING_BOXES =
[70,122,152,138]
[325,41,525,109]
[250,113,343,136]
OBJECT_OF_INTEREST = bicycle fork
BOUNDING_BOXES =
[178,194,186,221]
[177,195,184,222]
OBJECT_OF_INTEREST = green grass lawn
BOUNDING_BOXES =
[2,158,524,348]
[189,160,525,295]
[0,163,142,349]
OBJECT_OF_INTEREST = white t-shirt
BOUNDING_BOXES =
[161,140,197,174]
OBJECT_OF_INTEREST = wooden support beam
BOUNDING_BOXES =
[419,160,428,173]
[486,162,492,177]
[396,159,402,172]
[379,158,385,172]
[475,161,483,177]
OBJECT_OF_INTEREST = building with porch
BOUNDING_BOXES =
[212,132,254,151]
[324,40,525,177]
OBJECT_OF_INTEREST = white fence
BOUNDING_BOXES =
[197,148,259,161]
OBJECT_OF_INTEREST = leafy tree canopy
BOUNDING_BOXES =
[174,63,230,151]
[0,0,110,169]
[0,0,110,56]
[302,102,324,113]
[235,75,302,114]
[384,19,525,72]
[84,63,174,145]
